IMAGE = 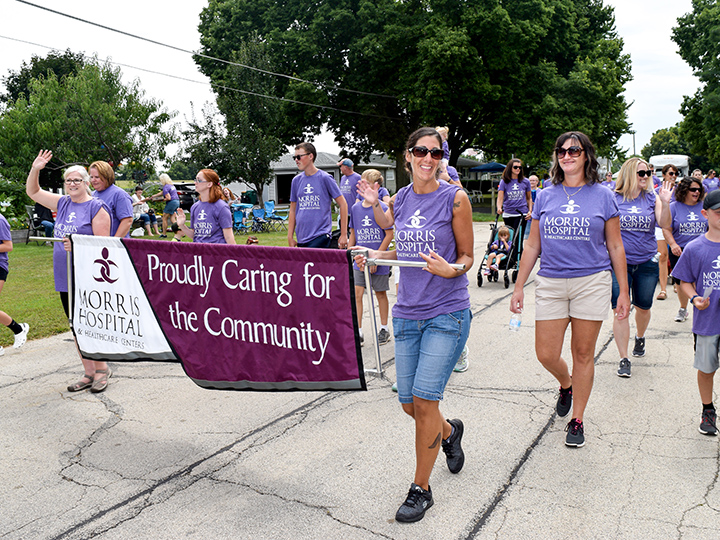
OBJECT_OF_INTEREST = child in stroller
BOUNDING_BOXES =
[484,226,512,274]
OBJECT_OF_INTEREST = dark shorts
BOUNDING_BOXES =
[298,233,332,249]
[0,267,8,281]
[611,259,659,311]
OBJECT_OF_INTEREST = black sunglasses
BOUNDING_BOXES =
[512,165,522,170]
[636,170,652,178]
[292,153,311,161]
[409,146,444,160]
[667,171,677,176]
[556,146,584,158]
[688,187,701,193]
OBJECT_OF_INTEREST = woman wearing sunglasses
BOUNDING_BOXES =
[655,164,680,300]
[175,169,236,245]
[611,158,673,378]
[355,127,473,522]
[510,131,629,448]
[663,176,707,322]
[497,159,532,248]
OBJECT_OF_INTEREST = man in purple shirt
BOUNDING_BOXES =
[288,142,348,249]
[338,158,361,209]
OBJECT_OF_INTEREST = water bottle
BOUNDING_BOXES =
[509,312,522,332]
[651,252,661,263]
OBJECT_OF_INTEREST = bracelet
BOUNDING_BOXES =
[690,294,700,305]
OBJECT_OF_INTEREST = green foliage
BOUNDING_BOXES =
[642,124,718,172]
[673,0,720,162]
[166,161,202,181]
[0,57,178,189]
[0,49,85,105]
[196,0,631,181]
[0,181,32,228]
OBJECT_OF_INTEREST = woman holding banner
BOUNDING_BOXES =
[356,127,473,523]
[26,150,112,393]
[175,169,236,244]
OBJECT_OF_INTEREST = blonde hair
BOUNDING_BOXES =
[158,173,173,186]
[435,126,449,137]
[498,226,510,239]
[361,168,384,186]
[615,157,651,201]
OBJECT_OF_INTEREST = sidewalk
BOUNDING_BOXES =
[1,222,718,539]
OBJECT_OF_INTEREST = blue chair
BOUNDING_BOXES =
[264,201,288,231]
[231,204,250,234]
[251,207,270,233]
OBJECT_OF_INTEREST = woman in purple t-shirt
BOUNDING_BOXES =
[497,159,532,250]
[355,127,473,523]
[176,169,236,245]
[510,131,630,448]
[156,173,180,238]
[26,150,112,393]
[663,177,708,323]
[610,158,672,378]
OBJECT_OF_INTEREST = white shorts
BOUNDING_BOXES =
[535,271,612,321]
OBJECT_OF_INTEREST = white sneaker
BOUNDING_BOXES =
[675,308,688,322]
[13,323,29,349]
[0,346,4,356]
[453,345,469,372]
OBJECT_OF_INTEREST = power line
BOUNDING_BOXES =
[0,35,400,121]
[15,0,399,100]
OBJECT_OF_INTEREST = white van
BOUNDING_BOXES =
[649,154,690,177]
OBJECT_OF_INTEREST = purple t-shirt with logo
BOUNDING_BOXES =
[393,181,470,319]
[615,191,658,264]
[532,182,619,278]
[349,201,391,275]
[669,201,707,248]
[93,184,133,237]
[704,177,719,193]
[0,214,11,273]
[601,180,616,190]
[290,170,342,244]
[190,200,233,244]
[672,235,720,336]
[499,178,531,215]
[54,196,107,292]
[340,172,361,209]
[163,184,179,200]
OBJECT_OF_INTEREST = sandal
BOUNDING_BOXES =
[656,291,667,300]
[90,368,112,393]
[67,374,94,392]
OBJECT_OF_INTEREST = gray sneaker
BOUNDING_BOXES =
[632,336,645,357]
[699,409,717,435]
[565,418,585,447]
[395,483,433,523]
[675,308,688,322]
[377,328,391,345]
[453,345,469,372]
[617,358,631,378]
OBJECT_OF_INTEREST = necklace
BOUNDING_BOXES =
[562,183,585,200]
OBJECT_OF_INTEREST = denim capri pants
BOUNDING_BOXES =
[164,199,180,214]
[611,259,659,311]
[393,308,472,404]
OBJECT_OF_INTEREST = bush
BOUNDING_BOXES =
[0,182,32,229]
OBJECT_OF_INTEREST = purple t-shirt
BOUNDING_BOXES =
[0,214,11,273]
[499,178,531,215]
[190,200,233,244]
[349,201,391,275]
[442,140,450,161]
[340,172,361,210]
[703,177,719,193]
[615,191,658,264]
[601,180,616,190]
[53,196,107,292]
[163,184,179,200]
[93,184,133,237]
[532,182,619,278]
[393,181,470,319]
[669,201,707,248]
[290,169,342,244]
[672,235,720,336]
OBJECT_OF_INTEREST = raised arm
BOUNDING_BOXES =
[26,150,62,211]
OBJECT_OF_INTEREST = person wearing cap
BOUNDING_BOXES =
[338,158,361,209]
[288,142,348,249]
[671,189,720,436]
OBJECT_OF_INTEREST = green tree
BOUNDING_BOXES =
[0,49,85,105]
[673,0,720,162]
[642,124,717,172]
[181,35,287,203]
[0,59,177,188]
[196,0,631,185]
[166,160,202,181]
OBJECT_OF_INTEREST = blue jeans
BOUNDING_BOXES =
[611,259,659,311]
[298,233,331,248]
[394,308,472,404]
[41,220,54,237]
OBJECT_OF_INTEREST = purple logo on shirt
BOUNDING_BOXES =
[197,209,208,221]
[712,256,720,270]
[93,247,118,283]
[67,212,77,223]
[406,210,428,229]
[560,200,581,214]
[627,205,642,214]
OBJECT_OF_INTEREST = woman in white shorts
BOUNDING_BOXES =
[510,131,629,448]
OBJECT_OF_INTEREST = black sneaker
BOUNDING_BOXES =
[441,419,465,474]
[617,358,631,378]
[395,483,433,523]
[556,386,572,418]
[699,409,717,436]
[377,328,391,345]
[632,336,645,357]
[565,418,585,447]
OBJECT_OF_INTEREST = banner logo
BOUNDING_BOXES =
[93,247,118,283]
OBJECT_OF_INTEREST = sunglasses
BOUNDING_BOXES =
[409,146,444,160]
[292,153,311,161]
[194,177,209,183]
[667,171,677,176]
[556,146,584,158]
[636,170,652,178]
[688,187,701,193]
[512,165,522,170]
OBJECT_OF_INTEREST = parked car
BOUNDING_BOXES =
[174,182,198,211]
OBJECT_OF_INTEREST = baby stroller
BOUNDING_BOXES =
[477,215,522,289]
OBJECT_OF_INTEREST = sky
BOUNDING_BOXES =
[0,0,701,161]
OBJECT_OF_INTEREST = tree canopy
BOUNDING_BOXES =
[642,125,717,172]
[1,49,85,105]
[0,57,177,187]
[673,0,720,163]
[196,0,631,180]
